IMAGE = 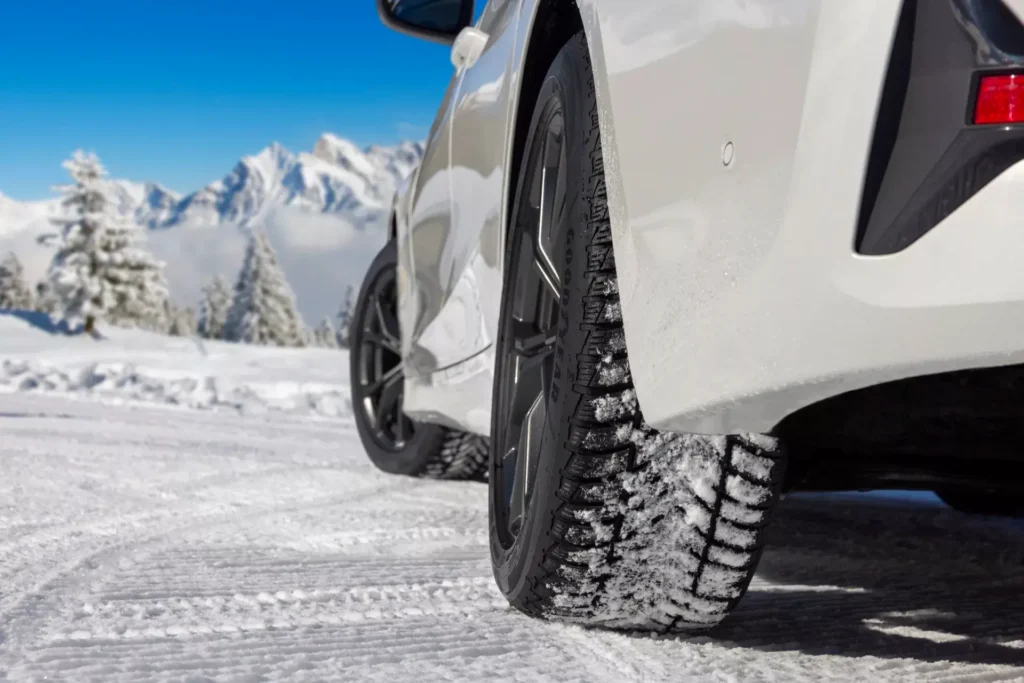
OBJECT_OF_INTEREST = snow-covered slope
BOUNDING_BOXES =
[0,135,423,325]
[0,311,348,416]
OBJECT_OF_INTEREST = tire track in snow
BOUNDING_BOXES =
[4,397,1024,681]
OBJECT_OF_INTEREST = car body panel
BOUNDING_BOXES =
[399,0,525,434]
[397,0,1024,437]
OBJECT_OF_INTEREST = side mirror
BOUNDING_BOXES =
[377,0,474,45]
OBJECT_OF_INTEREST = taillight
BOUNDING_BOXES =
[974,74,1024,124]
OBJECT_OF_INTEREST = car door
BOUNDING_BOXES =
[406,0,520,375]
[401,74,458,378]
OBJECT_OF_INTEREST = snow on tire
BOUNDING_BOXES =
[547,429,784,630]
[422,429,490,482]
[489,32,786,632]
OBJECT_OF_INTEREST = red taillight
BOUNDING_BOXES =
[974,74,1024,124]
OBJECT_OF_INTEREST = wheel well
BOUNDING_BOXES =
[388,212,397,242]
[506,0,584,229]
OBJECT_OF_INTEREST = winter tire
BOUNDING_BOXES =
[488,33,787,632]
[351,240,489,481]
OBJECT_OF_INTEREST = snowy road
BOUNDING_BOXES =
[2,395,1024,682]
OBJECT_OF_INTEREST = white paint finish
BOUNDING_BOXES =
[584,0,1024,433]
[401,0,529,432]
[402,0,1024,436]
[1004,0,1024,24]
[577,0,826,431]
[405,343,496,435]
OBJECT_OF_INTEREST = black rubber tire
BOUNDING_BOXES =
[351,241,489,481]
[489,33,787,632]
[937,490,1024,517]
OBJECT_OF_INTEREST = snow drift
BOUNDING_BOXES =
[0,311,350,417]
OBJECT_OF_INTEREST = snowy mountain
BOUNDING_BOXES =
[159,136,421,230]
[0,135,423,324]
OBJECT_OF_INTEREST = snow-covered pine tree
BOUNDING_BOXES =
[336,284,356,348]
[198,275,231,340]
[224,231,306,347]
[166,301,198,337]
[181,306,198,335]
[0,252,34,310]
[34,281,56,314]
[46,150,168,334]
[314,317,339,348]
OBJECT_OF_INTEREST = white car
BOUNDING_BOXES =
[350,0,1024,631]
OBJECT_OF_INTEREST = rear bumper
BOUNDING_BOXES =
[622,0,1024,434]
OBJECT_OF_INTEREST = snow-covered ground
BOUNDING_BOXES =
[2,318,1024,681]
[0,312,349,417]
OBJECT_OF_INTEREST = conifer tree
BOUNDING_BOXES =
[34,281,56,314]
[165,301,198,337]
[0,252,33,310]
[224,231,306,347]
[46,150,168,333]
[336,284,356,349]
[313,317,339,348]
[198,275,231,340]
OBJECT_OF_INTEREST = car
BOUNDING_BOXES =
[350,0,1024,632]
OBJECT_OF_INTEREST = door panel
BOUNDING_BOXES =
[407,0,520,374]
[401,76,457,377]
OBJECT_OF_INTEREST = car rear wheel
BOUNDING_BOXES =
[350,240,489,481]
[488,33,787,632]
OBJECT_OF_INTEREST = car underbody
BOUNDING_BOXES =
[781,363,1024,493]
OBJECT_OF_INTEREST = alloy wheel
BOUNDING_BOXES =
[494,100,568,547]
[356,268,415,451]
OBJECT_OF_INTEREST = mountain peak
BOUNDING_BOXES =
[244,142,294,174]
[311,134,367,167]
[1,133,425,234]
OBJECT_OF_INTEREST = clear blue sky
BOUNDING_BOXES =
[0,1,460,200]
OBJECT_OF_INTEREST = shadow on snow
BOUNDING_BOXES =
[0,309,79,335]
[700,492,1024,668]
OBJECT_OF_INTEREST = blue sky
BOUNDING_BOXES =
[0,1,459,200]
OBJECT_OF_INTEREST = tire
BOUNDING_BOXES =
[937,490,1024,517]
[488,33,787,632]
[350,240,489,481]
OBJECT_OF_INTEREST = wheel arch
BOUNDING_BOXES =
[502,0,585,260]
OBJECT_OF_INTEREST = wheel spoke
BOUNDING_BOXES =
[375,374,402,433]
[536,122,565,294]
[510,392,546,529]
[513,321,556,359]
[533,253,560,298]
[496,100,567,546]
[355,265,415,451]
[365,332,400,355]
[365,364,402,396]
[375,295,400,345]
[502,447,522,534]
